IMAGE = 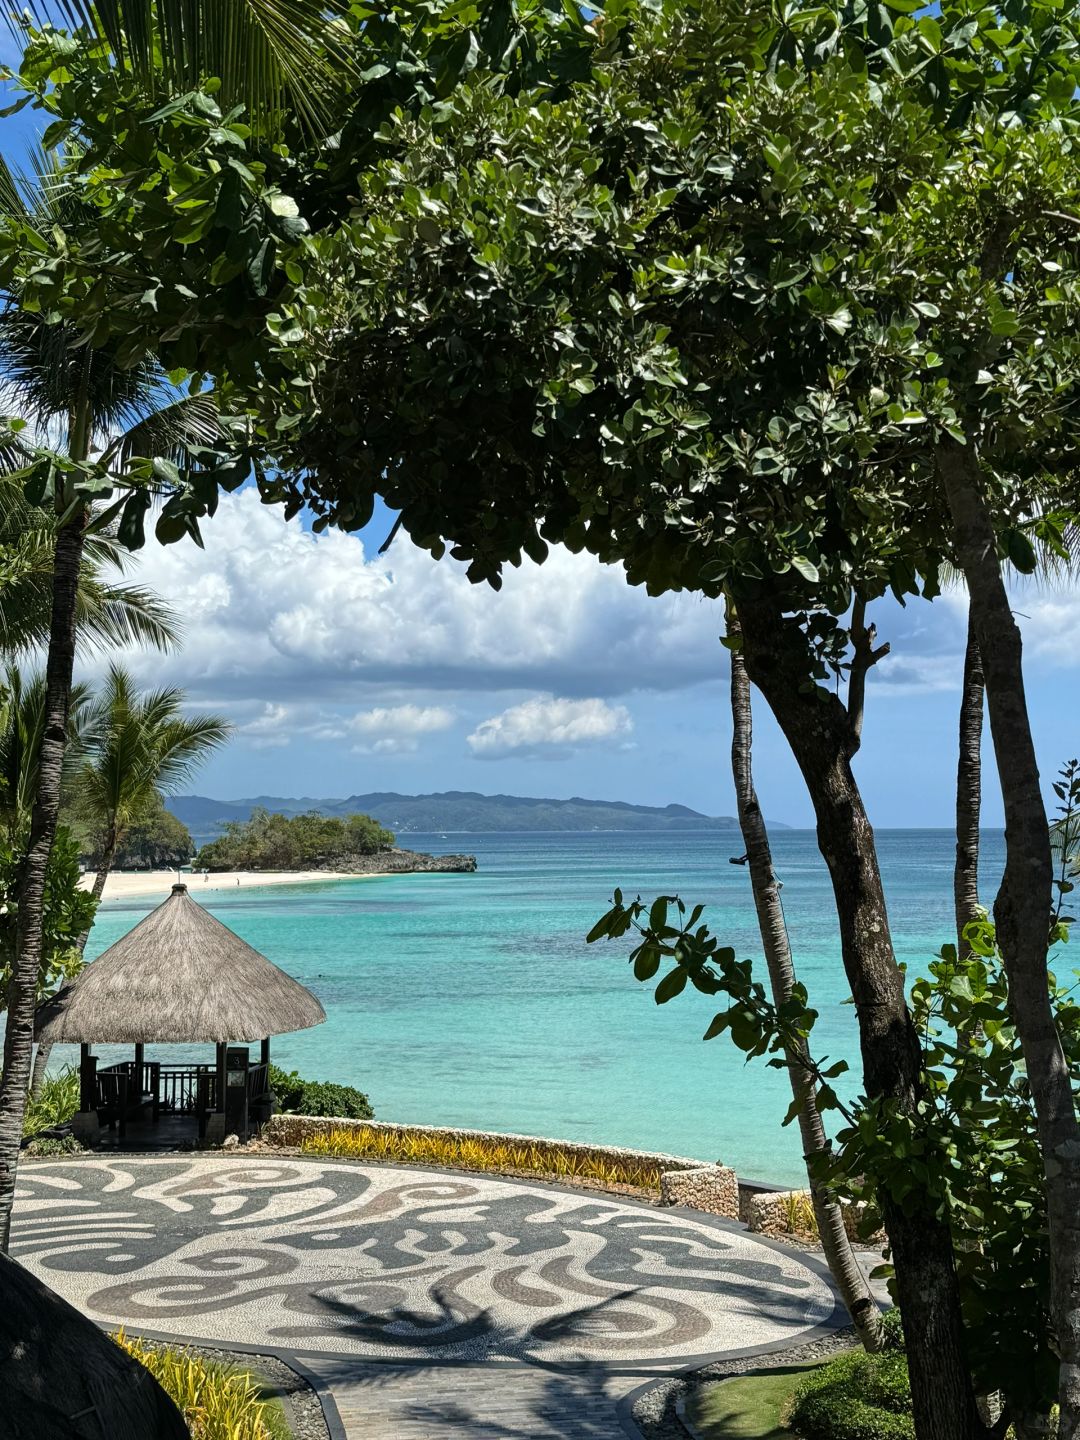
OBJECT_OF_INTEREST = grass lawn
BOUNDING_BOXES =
[684,1363,824,1440]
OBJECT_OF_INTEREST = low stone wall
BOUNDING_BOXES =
[745,1187,884,1244]
[264,1114,708,1178]
[659,1164,740,1219]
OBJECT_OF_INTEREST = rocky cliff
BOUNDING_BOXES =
[324,847,477,875]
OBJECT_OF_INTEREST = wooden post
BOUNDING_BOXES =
[260,1037,270,1067]
[79,1044,97,1113]
[215,1043,227,1113]
[133,1043,144,1087]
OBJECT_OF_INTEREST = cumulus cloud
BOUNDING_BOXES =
[467,695,632,759]
[86,489,723,705]
[348,704,455,755]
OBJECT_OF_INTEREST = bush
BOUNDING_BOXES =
[114,1331,287,1440]
[790,1345,914,1440]
[269,1064,373,1119]
[297,1124,663,1189]
[23,1066,80,1137]
[25,1134,85,1157]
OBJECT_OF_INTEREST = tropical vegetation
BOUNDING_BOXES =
[268,1064,373,1121]
[71,664,230,904]
[1,0,1080,1436]
[77,791,194,872]
[114,1331,289,1440]
[295,1124,664,1190]
[196,808,394,871]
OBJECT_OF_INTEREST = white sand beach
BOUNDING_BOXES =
[80,869,379,901]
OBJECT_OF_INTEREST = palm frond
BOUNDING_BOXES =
[0,478,179,656]
[74,581,181,653]
[105,391,222,471]
[15,2,354,136]
[77,663,231,837]
[0,665,92,834]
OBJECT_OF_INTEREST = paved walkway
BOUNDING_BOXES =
[11,1156,839,1437]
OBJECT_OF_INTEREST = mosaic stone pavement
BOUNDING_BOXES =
[11,1156,839,1437]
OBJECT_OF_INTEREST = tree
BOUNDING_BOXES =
[0,472,178,657]
[74,664,229,907]
[13,1,1080,1429]
[0,149,222,1249]
[98,793,194,871]
[26,667,228,1093]
[726,605,884,1352]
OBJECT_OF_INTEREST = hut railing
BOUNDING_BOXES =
[158,1064,217,1116]
[247,1061,269,1101]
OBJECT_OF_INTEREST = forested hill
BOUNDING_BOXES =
[168,790,765,844]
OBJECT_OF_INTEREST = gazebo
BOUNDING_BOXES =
[35,883,326,1144]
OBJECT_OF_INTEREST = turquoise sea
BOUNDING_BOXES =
[64,829,1007,1187]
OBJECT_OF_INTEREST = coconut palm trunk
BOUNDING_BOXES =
[27,827,116,1099]
[0,502,87,1249]
[726,608,884,1351]
[939,437,1080,1436]
[955,620,984,959]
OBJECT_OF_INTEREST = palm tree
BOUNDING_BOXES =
[725,605,884,1352]
[0,473,179,658]
[76,664,231,906]
[26,665,230,1094]
[950,533,1078,962]
[0,148,224,1250]
[0,667,93,843]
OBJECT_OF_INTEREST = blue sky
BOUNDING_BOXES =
[76,485,1080,829]
[6,59,1080,830]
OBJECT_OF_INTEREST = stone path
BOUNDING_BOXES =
[11,1156,839,1437]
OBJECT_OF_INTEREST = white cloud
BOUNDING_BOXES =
[467,695,632,759]
[348,704,455,755]
[84,489,723,706]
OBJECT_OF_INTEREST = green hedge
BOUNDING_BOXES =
[790,1318,913,1440]
[268,1064,373,1120]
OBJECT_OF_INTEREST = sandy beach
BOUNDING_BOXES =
[81,869,379,901]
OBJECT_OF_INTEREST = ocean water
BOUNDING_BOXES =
[62,829,1007,1187]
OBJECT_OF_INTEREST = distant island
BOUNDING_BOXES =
[169,789,774,848]
[193,807,476,876]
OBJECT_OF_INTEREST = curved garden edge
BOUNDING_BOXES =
[262,1112,874,1245]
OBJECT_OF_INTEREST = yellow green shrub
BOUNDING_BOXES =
[114,1331,287,1440]
[298,1125,662,1190]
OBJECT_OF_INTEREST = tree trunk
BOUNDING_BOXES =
[0,508,87,1252]
[955,619,984,960]
[939,437,1080,1437]
[29,822,116,1100]
[727,609,884,1353]
[28,1043,50,1101]
[738,594,983,1440]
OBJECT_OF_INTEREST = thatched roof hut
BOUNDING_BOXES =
[36,883,326,1045]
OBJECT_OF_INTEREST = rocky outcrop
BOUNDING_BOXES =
[321,847,477,874]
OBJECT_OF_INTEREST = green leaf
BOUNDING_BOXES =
[1003,528,1037,575]
[654,966,687,1004]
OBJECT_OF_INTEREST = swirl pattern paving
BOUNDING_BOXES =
[11,1156,836,1365]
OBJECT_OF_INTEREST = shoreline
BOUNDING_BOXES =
[81,869,382,901]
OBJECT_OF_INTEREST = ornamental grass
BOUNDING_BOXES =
[298,1125,663,1190]
[114,1331,287,1440]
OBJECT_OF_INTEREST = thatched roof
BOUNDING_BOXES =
[36,884,326,1044]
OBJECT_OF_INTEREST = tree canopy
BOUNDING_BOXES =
[195,807,395,871]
